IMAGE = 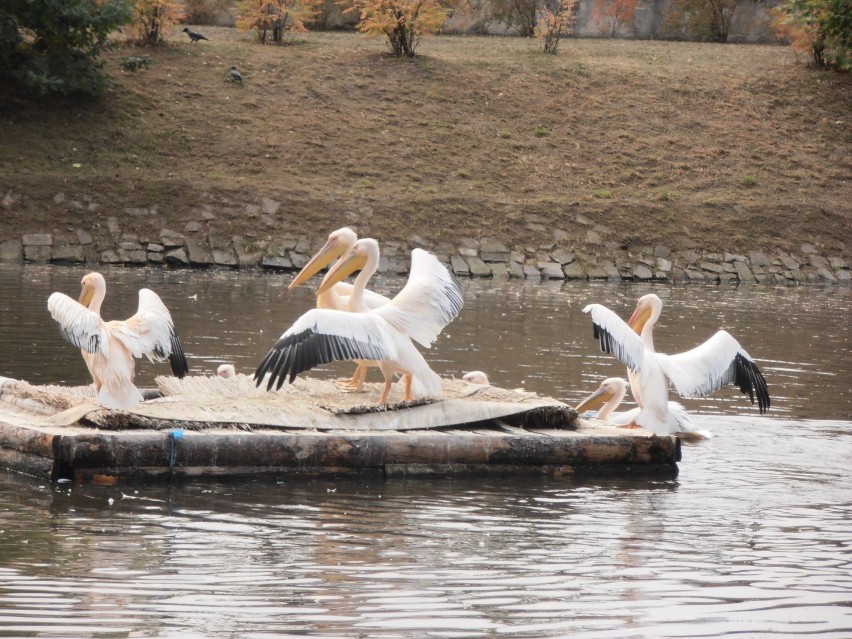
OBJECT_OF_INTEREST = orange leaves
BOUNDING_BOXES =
[591,0,638,37]
[236,0,311,43]
[129,0,186,44]
[536,0,579,54]
[348,0,451,56]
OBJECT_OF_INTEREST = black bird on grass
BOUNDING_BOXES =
[183,27,209,43]
[229,66,244,83]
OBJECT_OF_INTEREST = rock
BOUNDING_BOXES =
[245,204,261,217]
[450,255,469,276]
[563,261,586,280]
[817,268,836,283]
[101,250,121,264]
[698,261,724,274]
[800,242,815,254]
[656,257,672,272]
[184,221,203,233]
[232,236,264,267]
[587,266,609,280]
[523,264,541,280]
[125,206,154,216]
[76,229,93,245]
[828,256,848,270]
[836,270,851,283]
[24,245,51,261]
[107,218,121,237]
[724,252,747,263]
[553,229,570,242]
[53,192,65,204]
[509,251,526,263]
[575,213,593,226]
[261,198,281,215]
[809,255,830,269]
[51,244,86,264]
[22,233,52,246]
[164,248,189,265]
[458,246,478,258]
[780,255,800,270]
[459,237,479,249]
[489,262,509,279]
[735,261,756,283]
[481,237,509,254]
[147,251,164,264]
[749,251,769,267]
[0,239,23,262]
[288,251,309,269]
[538,261,565,279]
[185,240,214,266]
[160,230,186,248]
[467,256,492,277]
[119,241,143,251]
[213,248,238,267]
[654,245,671,258]
[551,249,575,265]
[682,250,701,265]
[585,230,602,245]
[147,243,164,253]
[508,261,525,279]
[261,256,292,270]
[633,264,653,280]
[119,249,147,264]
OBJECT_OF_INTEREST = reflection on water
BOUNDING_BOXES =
[0,264,850,638]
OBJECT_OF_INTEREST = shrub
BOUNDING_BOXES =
[236,0,311,44]
[0,0,131,96]
[774,0,851,70]
[346,0,451,57]
[537,0,579,54]
[130,0,187,45]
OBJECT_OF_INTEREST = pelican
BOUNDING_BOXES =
[255,239,463,404]
[217,364,236,379]
[289,227,391,390]
[583,293,769,434]
[463,371,490,385]
[47,272,189,409]
[575,377,696,432]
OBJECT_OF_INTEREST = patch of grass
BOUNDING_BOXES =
[592,188,613,199]
[534,126,550,137]
[354,178,374,189]
[498,130,512,139]
[656,190,676,201]
[740,174,758,187]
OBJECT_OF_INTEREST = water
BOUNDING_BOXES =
[0,264,850,638]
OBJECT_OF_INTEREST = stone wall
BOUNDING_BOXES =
[1,212,848,285]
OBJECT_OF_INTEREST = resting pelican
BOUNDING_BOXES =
[463,371,490,385]
[583,293,769,434]
[575,377,696,432]
[289,227,391,390]
[47,272,189,409]
[255,239,463,404]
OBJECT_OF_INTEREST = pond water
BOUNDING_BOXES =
[0,264,850,638]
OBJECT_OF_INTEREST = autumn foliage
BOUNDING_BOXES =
[773,0,851,70]
[346,0,451,56]
[592,0,638,37]
[536,0,579,54]
[236,0,313,43]
[130,0,186,45]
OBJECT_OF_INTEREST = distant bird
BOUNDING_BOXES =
[463,371,490,385]
[183,27,209,43]
[229,66,244,83]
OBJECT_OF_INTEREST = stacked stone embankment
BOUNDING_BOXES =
[1,214,848,285]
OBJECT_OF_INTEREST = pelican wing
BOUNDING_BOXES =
[583,304,645,372]
[255,308,398,391]
[333,282,391,311]
[374,249,464,348]
[117,289,189,378]
[657,330,770,412]
[47,292,108,356]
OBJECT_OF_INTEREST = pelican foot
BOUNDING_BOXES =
[619,422,642,430]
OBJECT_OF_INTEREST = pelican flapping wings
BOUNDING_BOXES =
[256,241,463,404]
[583,293,769,434]
[48,272,188,409]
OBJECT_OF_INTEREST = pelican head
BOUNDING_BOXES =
[289,227,358,290]
[79,272,106,310]
[217,364,236,378]
[627,293,662,335]
[317,238,378,295]
[575,377,628,413]
[462,371,490,385]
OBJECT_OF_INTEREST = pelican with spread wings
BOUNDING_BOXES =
[48,272,189,409]
[583,293,769,434]
[255,239,463,404]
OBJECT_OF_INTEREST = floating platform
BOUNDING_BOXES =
[0,375,680,482]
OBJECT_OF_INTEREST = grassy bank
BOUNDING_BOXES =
[0,29,849,257]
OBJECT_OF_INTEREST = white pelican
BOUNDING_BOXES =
[463,371,490,385]
[575,377,696,432]
[583,293,769,434]
[255,239,463,404]
[289,227,391,390]
[217,364,236,378]
[47,272,189,409]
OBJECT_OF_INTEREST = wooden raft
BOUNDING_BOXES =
[0,375,680,482]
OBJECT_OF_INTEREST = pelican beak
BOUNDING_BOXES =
[627,304,652,335]
[574,386,612,413]
[78,282,94,307]
[289,238,348,290]
[317,250,368,295]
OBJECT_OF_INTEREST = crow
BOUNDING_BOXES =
[183,27,209,43]
[229,66,244,83]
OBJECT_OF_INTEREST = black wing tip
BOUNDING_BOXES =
[168,331,189,379]
[734,353,770,414]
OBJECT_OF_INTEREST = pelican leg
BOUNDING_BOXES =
[403,374,413,402]
[378,378,393,404]
[620,422,642,429]
[338,365,366,391]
